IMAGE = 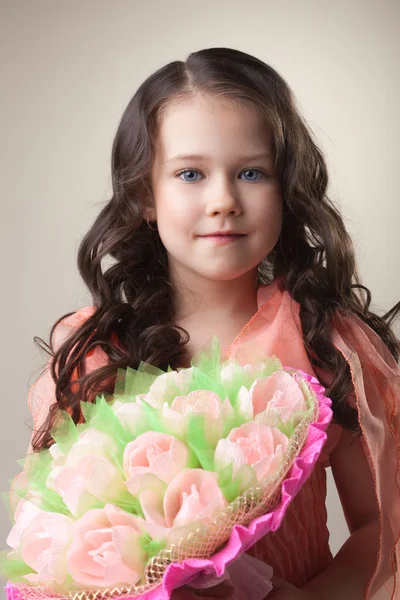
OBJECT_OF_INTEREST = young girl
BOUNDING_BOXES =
[16,47,399,599]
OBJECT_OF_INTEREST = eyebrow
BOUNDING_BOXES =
[164,153,272,164]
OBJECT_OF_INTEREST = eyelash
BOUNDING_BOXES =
[175,168,267,183]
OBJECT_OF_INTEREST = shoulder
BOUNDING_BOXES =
[51,305,97,351]
[257,276,291,310]
[27,305,106,423]
[59,305,97,327]
[52,305,113,373]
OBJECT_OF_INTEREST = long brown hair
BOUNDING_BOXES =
[32,47,400,450]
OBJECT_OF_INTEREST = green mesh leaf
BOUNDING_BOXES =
[190,336,222,375]
[81,395,132,448]
[186,414,216,471]
[0,549,35,581]
[216,463,258,502]
[14,451,70,515]
[16,458,25,470]
[51,410,79,453]
[119,362,166,399]
[138,532,166,560]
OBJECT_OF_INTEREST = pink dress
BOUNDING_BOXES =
[21,277,400,598]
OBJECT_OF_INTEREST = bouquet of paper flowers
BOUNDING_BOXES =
[2,338,332,600]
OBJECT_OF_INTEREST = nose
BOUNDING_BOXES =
[204,174,243,217]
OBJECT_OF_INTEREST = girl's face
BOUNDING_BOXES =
[150,94,283,285]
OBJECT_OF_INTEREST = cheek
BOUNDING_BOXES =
[154,194,198,256]
[254,193,283,240]
[156,191,199,233]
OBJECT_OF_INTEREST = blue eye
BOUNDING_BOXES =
[241,169,264,181]
[176,169,203,183]
[175,168,265,183]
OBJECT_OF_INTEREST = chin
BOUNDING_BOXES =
[169,255,261,283]
[195,267,257,282]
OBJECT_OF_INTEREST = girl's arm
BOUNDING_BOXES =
[301,426,383,600]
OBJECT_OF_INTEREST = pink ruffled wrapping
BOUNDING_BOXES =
[5,372,331,600]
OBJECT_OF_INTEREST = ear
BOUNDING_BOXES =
[142,196,157,221]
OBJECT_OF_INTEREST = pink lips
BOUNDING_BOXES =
[200,233,246,246]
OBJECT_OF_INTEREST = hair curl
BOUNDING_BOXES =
[32,47,399,450]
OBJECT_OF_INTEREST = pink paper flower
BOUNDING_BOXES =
[47,428,129,518]
[138,370,193,408]
[67,504,146,588]
[214,422,289,483]
[132,469,228,546]
[155,390,235,440]
[250,371,307,425]
[51,455,129,518]
[220,362,268,384]
[7,500,73,585]
[112,400,151,437]
[163,469,228,528]
[48,428,117,468]
[123,431,190,486]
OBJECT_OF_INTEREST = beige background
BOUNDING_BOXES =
[0,1,398,598]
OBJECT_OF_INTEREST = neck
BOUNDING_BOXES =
[172,268,259,323]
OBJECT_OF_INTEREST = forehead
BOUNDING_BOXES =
[153,94,271,165]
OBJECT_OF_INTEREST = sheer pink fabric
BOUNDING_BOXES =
[331,312,400,598]
[18,277,399,598]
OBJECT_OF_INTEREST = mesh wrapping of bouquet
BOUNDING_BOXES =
[6,369,332,600]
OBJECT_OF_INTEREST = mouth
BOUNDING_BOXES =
[199,233,247,245]
[199,231,247,237]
